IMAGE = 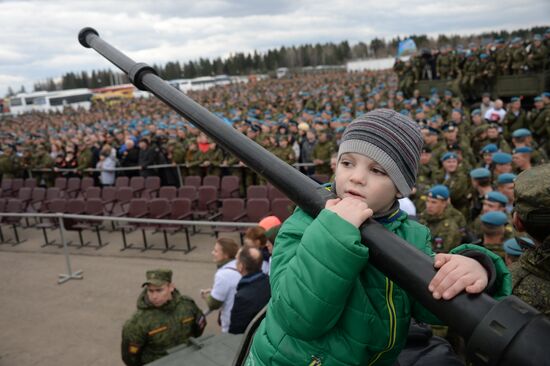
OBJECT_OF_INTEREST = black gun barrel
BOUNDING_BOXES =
[79,27,550,365]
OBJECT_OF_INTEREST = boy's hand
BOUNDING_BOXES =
[325,197,373,228]
[428,253,488,300]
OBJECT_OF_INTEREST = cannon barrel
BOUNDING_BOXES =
[79,27,550,365]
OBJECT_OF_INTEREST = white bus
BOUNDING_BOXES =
[169,74,233,93]
[9,89,93,114]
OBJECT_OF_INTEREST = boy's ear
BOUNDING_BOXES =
[395,192,403,199]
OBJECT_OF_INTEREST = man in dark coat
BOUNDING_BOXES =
[229,246,271,334]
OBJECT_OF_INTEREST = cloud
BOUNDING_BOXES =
[0,0,548,97]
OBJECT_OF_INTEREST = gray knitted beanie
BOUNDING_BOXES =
[337,108,423,197]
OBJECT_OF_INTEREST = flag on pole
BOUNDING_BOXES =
[397,38,417,57]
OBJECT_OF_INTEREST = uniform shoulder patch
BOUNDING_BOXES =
[181,316,194,324]
[128,343,140,354]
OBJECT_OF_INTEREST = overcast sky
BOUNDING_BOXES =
[1,0,548,97]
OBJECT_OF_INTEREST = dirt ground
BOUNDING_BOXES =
[0,223,241,366]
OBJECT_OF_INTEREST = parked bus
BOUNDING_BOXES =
[9,89,93,114]
[169,74,233,93]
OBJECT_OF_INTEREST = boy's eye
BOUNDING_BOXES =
[372,167,387,175]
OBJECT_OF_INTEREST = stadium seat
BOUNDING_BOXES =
[184,175,201,189]
[142,176,161,199]
[271,198,295,222]
[211,198,246,239]
[159,186,177,200]
[247,185,268,199]
[130,176,145,197]
[1,199,26,245]
[203,175,220,191]
[194,186,219,219]
[220,175,240,199]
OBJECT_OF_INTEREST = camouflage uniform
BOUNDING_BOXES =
[121,270,206,366]
[436,52,452,80]
[494,45,511,75]
[31,147,55,186]
[510,248,550,316]
[510,43,527,75]
[311,139,336,176]
[419,210,462,253]
[442,169,471,219]
[0,149,21,179]
[502,109,528,141]
[508,164,550,315]
[528,42,548,72]
[273,145,296,166]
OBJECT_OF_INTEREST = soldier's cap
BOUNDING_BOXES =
[497,173,517,185]
[142,269,173,287]
[514,164,550,220]
[444,90,453,96]
[427,126,440,135]
[470,167,491,180]
[511,37,522,44]
[492,152,512,164]
[400,109,410,116]
[542,92,550,98]
[403,99,412,105]
[482,92,491,98]
[487,122,500,130]
[471,108,481,116]
[512,128,532,138]
[396,91,404,96]
[503,237,534,256]
[486,191,509,205]
[428,185,450,200]
[440,152,458,162]
[546,29,550,35]
[415,108,424,114]
[533,34,543,41]
[421,146,432,153]
[534,96,543,102]
[480,211,508,226]
[447,143,461,151]
[430,87,438,95]
[480,53,488,59]
[513,146,533,154]
[441,122,457,132]
[510,96,521,103]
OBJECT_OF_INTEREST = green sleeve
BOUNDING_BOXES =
[268,208,370,340]
[450,243,512,300]
[121,317,146,366]
[206,295,223,310]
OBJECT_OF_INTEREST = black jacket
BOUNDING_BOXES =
[228,272,271,334]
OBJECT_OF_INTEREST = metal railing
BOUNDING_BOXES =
[0,211,257,284]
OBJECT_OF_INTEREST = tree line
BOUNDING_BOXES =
[5,25,548,97]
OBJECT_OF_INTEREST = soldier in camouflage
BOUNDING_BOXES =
[121,269,206,366]
[509,164,550,316]
[418,185,462,253]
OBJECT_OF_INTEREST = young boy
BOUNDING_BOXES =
[245,109,510,366]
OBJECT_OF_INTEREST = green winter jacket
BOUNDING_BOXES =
[246,207,511,366]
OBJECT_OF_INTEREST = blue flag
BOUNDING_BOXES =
[397,38,417,57]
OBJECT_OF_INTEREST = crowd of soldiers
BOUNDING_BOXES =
[394,29,550,99]
[1,68,549,258]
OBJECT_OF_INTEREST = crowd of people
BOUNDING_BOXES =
[1,65,550,365]
[395,29,550,98]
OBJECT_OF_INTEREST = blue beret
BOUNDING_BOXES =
[534,96,543,102]
[492,152,512,164]
[427,126,440,135]
[503,238,522,256]
[416,108,424,114]
[444,90,453,96]
[471,109,481,116]
[430,87,438,95]
[400,109,410,116]
[470,168,491,179]
[543,92,550,98]
[503,237,533,256]
[396,91,404,96]
[513,146,533,154]
[511,37,522,44]
[403,99,411,105]
[512,128,531,138]
[497,173,516,185]
[510,97,520,103]
[546,28,550,35]
[441,152,458,162]
[486,191,509,205]
[479,53,488,59]
[428,185,450,200]
[533,34,543,41]
[480,211,508,226]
